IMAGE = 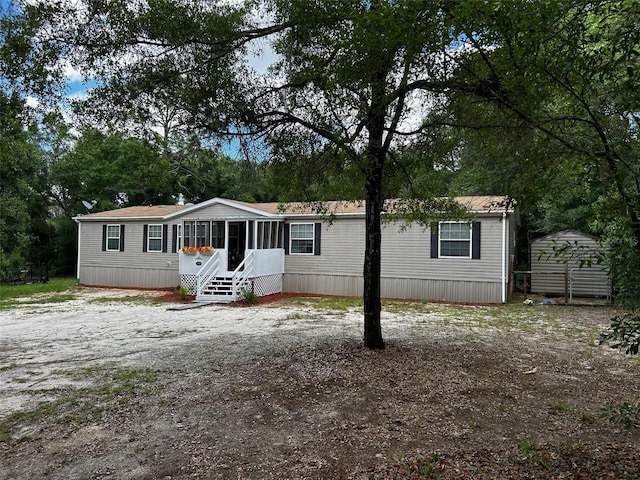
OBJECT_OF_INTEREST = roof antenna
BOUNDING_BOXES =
[82,200,97,214]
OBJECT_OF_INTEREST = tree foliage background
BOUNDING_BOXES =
[445,1,640,303]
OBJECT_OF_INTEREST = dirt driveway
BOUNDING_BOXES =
[1,288,639,479]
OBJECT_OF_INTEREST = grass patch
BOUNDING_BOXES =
[0,299,20,310]
[518,438,539,455]
[0,366,161,443]
[0,277,77,299]
[437,305,532,330]
[0,277,78,311]
[399,451,442,478]
[14,294,77,305]
[549,400,572,415]
[383,299,433,314]
[0,399,59,442]
[600,401,640,430]
[87,294,155,305]
[265,297,607,343]
[270,297,603,333]
[274,295,363,311]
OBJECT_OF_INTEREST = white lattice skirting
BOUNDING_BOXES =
[180,274,198,293]
[180,274,283,298]
[245,274,283,297]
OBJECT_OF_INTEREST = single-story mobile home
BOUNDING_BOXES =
[74,196,516,304]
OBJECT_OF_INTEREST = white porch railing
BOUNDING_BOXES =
[231,250,256,297]
[250,248,285,276]
[195,250,224,298]
[185,249,284,302]
[180,248,227,275]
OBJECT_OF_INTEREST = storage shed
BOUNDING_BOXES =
[530,230,610,299]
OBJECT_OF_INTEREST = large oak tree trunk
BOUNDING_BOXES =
[363,159,385,349]
[362,21,391,349]
[362,79,386,349]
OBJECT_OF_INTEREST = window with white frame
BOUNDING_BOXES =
[147,224,163,252]
[176,224,182,250]
[439,222,471,257]
[182,221,193,247]
[106,225,121,251]
[290,223,314,254]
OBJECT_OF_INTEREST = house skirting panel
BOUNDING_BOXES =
[284,273,503,304]
[79,265,180,289]
[246,274,283,297]
[180,274,198,292]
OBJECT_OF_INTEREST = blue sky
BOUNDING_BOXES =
[0,0,13,14]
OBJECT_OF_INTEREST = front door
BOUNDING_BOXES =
[227,221,246,272]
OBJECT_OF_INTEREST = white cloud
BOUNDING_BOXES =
[25,95,40,108]
[62,60,85,83]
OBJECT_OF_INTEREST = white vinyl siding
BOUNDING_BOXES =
[440,222,471,258]
[285,216,507,302]
[78,199,513,303]
[185,203,253,218]
[285,219,363,275]
[106,225,121,251]
[283,274,502,304]
[80,222,180,288]
[147,224,163,252]
[290,223,314,254]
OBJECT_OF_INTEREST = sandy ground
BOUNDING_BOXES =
[0,288,363,418]
[1,288,640,479]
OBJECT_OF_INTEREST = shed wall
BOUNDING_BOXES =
[530,231,610,297]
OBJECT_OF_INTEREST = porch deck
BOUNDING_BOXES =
[179,249,285,302]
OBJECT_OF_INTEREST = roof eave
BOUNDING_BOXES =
[173,197,279,218]
[74,215,172,222]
